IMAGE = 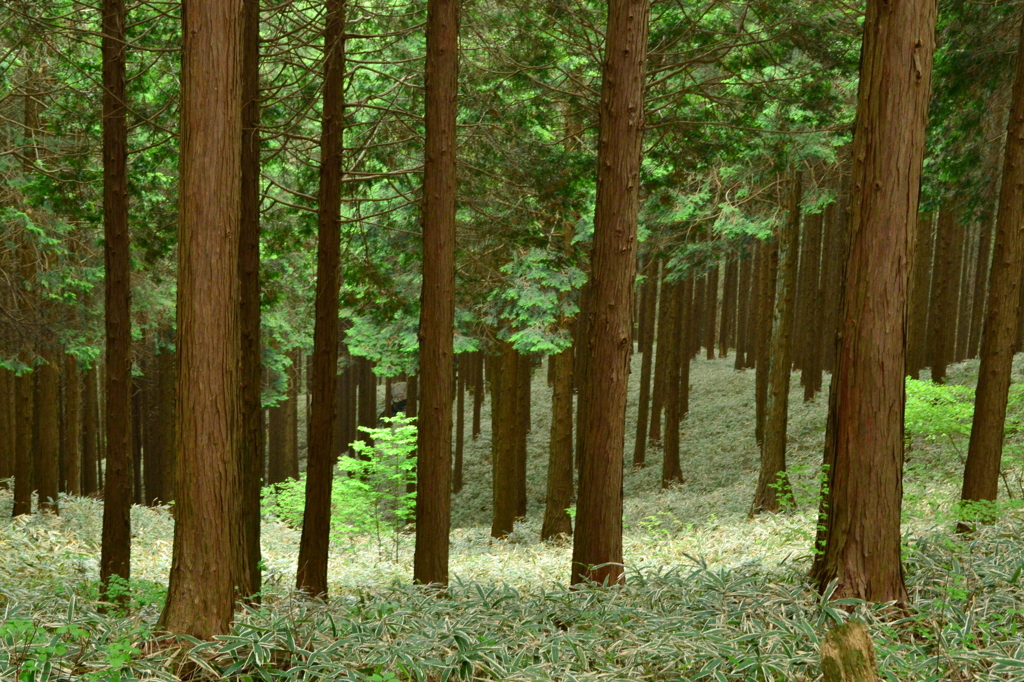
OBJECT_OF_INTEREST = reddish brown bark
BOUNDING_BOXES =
[454,361,465,493]
[662,279,685,488]
[99,0,132,599]
[570,0,649,586]
[296,0,346,599]
[63,356,81,496]
[13,370,33,516]
[734,247,753,370]
[160,0,245,637]
[36,355,60,513]
[799,211,823,400]
[753,173,801,514]
[82,366,99,496]
[962,18,1024,519]
[472,351,483,439]
[632,263,657,467]
[754,236,777,446]
[720,258,738,358]
[967,214,993,360]
[705,264,718,360]
[542,347,574,540]
[810,0,935,603]
[928,205,958,383]
[907,212,934,378]
[491,344,518,538]
[0,369,12,485]
[648,267,670,443]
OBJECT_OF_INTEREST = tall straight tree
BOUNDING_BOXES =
[570,0,650,587]
[961,18,1024,520]
[236,0,262,601]
[99,0,132,596]
[160,0,245,637]
[413,0,458,587]
[296,0,346,597]
[810,0,936,602]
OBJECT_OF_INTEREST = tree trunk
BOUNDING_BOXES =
[267,390,289,485]
[83,366,99,496]
[36,356,60,513]
[810,0,935,603]
[755,236,777,446]
[648,267,670,443]
[720,258,738,358]
[357,357,376,448]
[237,0,263,602]
[800,211,823,400]
[472,351,483,439]
[491,344,518,538]
[142,354,163,505]
[705,264,718,360]
[747,240,765,371]
[542,347,574,540]
[296,0,346,599]
[131,377,143,505]
[632,263,657,467]
[735,247,753,370]
[570,0,649,586]
[821,195,850,375]
[753,172,802,514]
[962,19,1024,521]
[13,370,33,516]
[156,345,176,503]
[0,369,13,486]
[661,279,684,488]
[454,360,464,493]
[953,219,972,364]
[821,622,879,682]
[99,0,133,601]
[515,352,530,518]
[967,214,993,360]
[160,0,245,637]
[573,281,593,471]
[63,356,81,496]
[928,205,958,383]
[692,276,705,360]
[907,212,934,378]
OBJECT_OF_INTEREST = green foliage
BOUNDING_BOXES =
[905,377,975,443]
[262,417,417,558]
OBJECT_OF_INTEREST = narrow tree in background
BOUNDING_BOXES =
[82,366,99,496]
[632,262,657,467]
[962,17,1024,521]
[720,259,738,357]
[541,347,574,539]
[661,279,684,487]
[967,214,993,359]
[160,0,245,637]
[754,236,777,445]
[491,343,517,538]
[928,205,957,383]
[99,0,133,597]
[296,0,346,597]
[63,356,81,496]
[648,269,670,443]
[734,248,753,370]
[907,212,934,377]
[36,354,60,513]
[811,0,936,602]
[753,172,801,514]
[571,0,650,586]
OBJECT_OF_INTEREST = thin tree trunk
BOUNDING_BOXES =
[661,279,684,487]
[907,212,934,377]
[472,351,483,439]
[63,356,81,497]
[753,172,802,514]
[800,211,823,400]
[515,352,530,518]
[542,347,574,539]
[810,0,935,603]
[705,264,718,360]
[131,378,143,505]
[13,370,33,516]
[295,0,346,599]
[746,241,764,370]
[735,247,753,370]
[632,263,657,467]
[99,0,133,601]
[142,353,163,505]
[0,369,13,486]
[491,344,517,538]
[36,356,60,513]
[82,366,99,496]
[237,0,263,602]
[720,258,738,358]
[755,236,777,446]
[692,276,705,359]
[962,18,1024,522]
[268,390,288,485]
[967,214,993,360]
[928,205,958,383]
[648,267,670,442]
[571,0,649,586]
[357,357,376,449]
[953,219,972,363]
[160,0,245,637]
[454,360,464,493]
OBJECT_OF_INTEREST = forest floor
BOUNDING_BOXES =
[2,353,1024,680]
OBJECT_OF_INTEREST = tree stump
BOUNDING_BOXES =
[821,621,878,682]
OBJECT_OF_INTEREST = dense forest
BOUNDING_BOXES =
[2,0,1024,678]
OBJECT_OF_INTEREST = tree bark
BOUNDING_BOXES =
[542,347,574,540]
[632,262,657,467]
[82,366,99,496]
[735,246,753,370]
[962,19,1024,521]
[36,356,60,513]
[953,219,972,364]
[515,351,530,518]
[99,0,133,600]
[821,622,879,682]
[967,214,993,360]
[720,258,738,358]
[570,0,649,586]
[800,211,823,400]
[648,267,670,443]
[662,279,684,488]
[237,0,263,603]
[63,356,81,496]
[472,351,483,439]
[705,264,718,360]
[928,205,958,383]
[454,360,464,493]
[13,370,33,516]
[160,0,245,637]
[755,236,777,446]
[131,377,143,505]
[810,0,935,603]
[296,0,346,599]
[491,344,518,538]
[753,172,802,514]
[907,212,934,378]
[0,369,13,486]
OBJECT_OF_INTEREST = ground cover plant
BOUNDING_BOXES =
[2,356,1024,680]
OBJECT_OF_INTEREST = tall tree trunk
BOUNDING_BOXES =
[156,345,177,503]
[237,0,263,602]
[705,264,718,360]
[953,220,972,363]
[472,351,483,439]
[821,195,850,376]
[754,236,777,445]
[63,356,81,496]
[82,366,99,496]
[454,360,464,493]
[632,263,657,467]
[967,214,993,360]
[542,347,574,540]
[515,352,530,518]
[142,355,163,505]
[160,0,245,637]
[753,172,802,514]
[0,369,13,486]
[573,281,593,471]
[800,211,823,400]
[962,19,1024,521]
[357,357,376,448]
[928,205,958,383]
[692,276,705,359]
[810,0,935,603]
[907,212,934,378]
[99,0,133,600]
[720,258,738,358]
[296,0,346,599]
[570,0,649,586]
[746,241,764,370]
[661,279,684,487]
[131,378,143,505]
[36,356,60,513]
[648,268,670,443]
[491,344,517,538]
[267,391,289,485]
[734,247,753,370]
[13,370,33,516]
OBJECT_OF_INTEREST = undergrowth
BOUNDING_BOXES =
[1,353,1023,680]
